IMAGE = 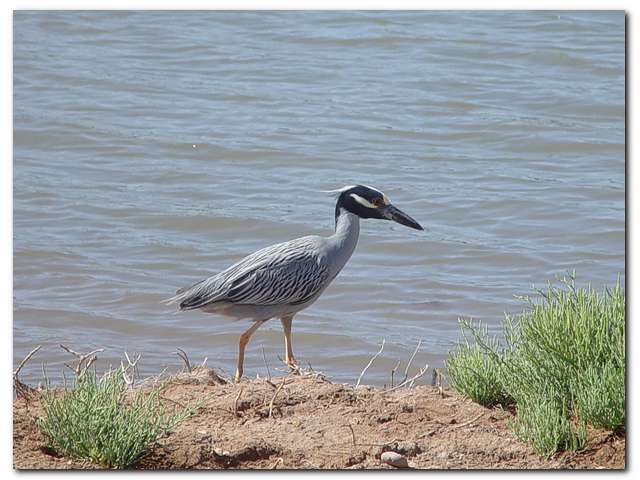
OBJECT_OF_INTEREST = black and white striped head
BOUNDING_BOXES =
[330,185,423,231]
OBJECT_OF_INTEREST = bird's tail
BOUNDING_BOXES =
[161,286,189,308]
[163,278,225,311]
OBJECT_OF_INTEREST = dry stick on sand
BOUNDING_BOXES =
[390,360,401,388]
[14,345,42,398]
[345,424,357,446]
[176,348,192,373]
[270,457,284,469]
[14,345,42,380]
[385,362,429,393]
[160,394,188,410]
[121,351,141,387]
[431,368,445,397]
[401,339,422,385]
[451,412,485,430]
[130,352,142,378]
[355,338,385,388]
[268,376,289,418]
[233,387,244,417]
[295,361,328,383]
[261,345,272,383]
[340,425,404,449]
[59,344,104,376]
[140,366,169,389]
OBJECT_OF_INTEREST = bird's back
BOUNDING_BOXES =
[166,235,331,313]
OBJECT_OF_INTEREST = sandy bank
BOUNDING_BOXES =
[13,367,625,470]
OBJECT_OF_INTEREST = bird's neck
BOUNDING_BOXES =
[332,208,360,250]
[323,208,360,280]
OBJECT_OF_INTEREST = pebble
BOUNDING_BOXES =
[381,451,409,468]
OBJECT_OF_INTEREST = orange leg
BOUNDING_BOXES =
[280,314,300,374]
[234,320,265,383]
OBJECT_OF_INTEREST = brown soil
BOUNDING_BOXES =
[13,367,625,470]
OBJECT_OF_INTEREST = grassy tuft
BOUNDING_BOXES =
[446,274,625,456]
[445,322,510,406]
[36,367,192,469]
[572,361,625,430]
[510,395,586,457]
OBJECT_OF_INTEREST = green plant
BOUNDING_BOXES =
[36,367,192,468]
[572,361,625,430]
[510,395,586,457]
[445,321,509,406]
[446,274,625,456]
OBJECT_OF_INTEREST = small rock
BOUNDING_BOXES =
[381,451,409,468]
[379,440,422,457]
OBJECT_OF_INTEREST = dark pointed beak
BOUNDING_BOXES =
[382,204,424,231]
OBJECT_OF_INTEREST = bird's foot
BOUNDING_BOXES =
[286,360,301,375]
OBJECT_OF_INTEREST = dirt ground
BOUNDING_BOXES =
[13,367,625,470]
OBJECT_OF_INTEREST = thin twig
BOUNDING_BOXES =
[261,345,271,382]
[140,366,169,389]
[121,361,135,387]
[344,424,357,446]
[124,351,141,372]
[451,412,485,430]
[385,362,429,393]
[13,345,42,399]
[81,355,98,376]
[390,360,401,388]
[401,339,422,384]
[298,362,329,383]
[333,436,405,449]
[44,362,52,390]
[58,344,81,357]
[60,344,104,360]
[14,345,42,378]
[176,348,192,373]
[121,363,133,386]
[233,387,244,417]
[160,395,188,409]
[433,368,444,397]
[59,344,104,376]
[268,376,288,418]
[355,338,385,388]
[121,351,141,387]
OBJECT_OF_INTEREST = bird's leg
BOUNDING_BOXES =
[235,320,265,383]
[280,314,300,374]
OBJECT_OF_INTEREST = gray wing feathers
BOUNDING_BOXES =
[167,237,329,311]
[227,256,328,305]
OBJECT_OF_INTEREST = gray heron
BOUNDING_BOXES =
[166,185,423,382]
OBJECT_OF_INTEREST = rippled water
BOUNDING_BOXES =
[14,11,625,385]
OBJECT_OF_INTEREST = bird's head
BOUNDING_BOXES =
[329,185,424,231]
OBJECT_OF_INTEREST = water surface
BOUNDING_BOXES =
[14,11,625,385]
